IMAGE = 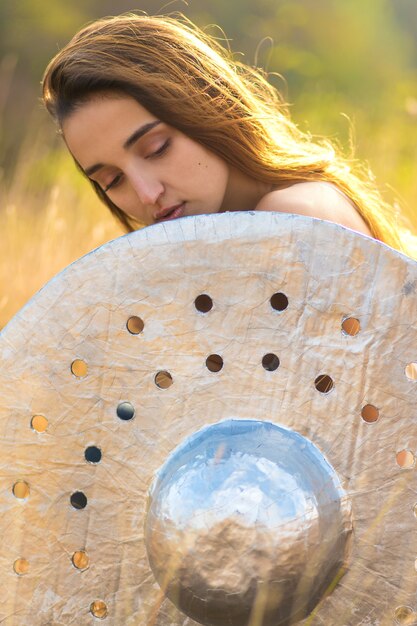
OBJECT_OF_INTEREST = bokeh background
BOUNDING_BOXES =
[1,0,416,328]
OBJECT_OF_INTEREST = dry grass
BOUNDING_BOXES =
[0,124,123,330]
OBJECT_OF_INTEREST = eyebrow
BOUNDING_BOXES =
[84,120,162,177]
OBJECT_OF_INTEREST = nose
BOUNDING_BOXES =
[130,172,164,206]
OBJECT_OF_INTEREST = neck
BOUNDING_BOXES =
[221,167,273,212]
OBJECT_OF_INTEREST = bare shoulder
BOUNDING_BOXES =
[255,182,372,236]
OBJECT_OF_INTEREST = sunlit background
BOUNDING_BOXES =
[1,0,416,328]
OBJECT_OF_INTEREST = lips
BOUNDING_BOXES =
[154,202,185,223]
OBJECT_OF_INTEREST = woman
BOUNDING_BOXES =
[42,13,411,254]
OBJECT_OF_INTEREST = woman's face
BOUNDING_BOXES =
[62,94,234,226]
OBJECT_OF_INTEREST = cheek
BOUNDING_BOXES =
[117,190,146,220]
[173,140,229,196]
[177,141,221,175]
[193,154,229,186]
[206,160,229,193]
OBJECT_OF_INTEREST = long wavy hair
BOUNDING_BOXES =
[43,13,411,253]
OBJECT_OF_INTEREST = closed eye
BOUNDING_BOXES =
[101,137,170,192]
[147,138,171,159]
[103,173,123,193]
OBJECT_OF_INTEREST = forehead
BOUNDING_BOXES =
[62,94,158,165]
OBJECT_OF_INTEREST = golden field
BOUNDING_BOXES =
[0,122,124,330]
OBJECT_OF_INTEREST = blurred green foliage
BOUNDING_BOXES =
[0,0,416,219]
